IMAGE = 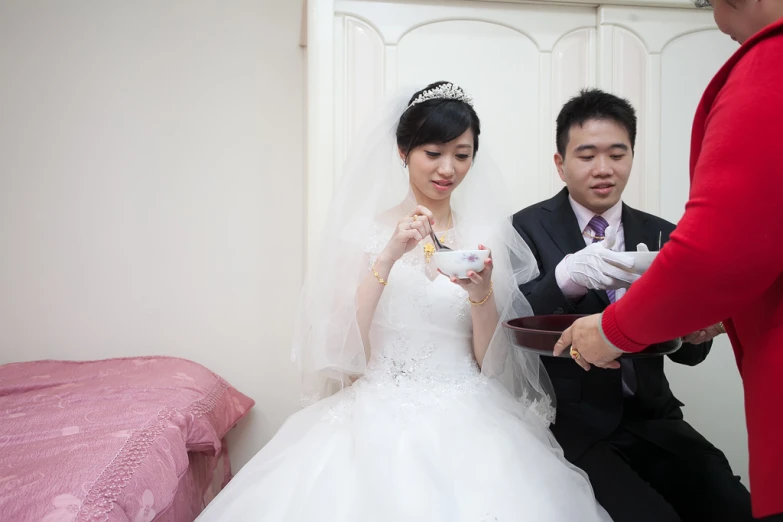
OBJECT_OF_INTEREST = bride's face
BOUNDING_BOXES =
[403,129,474,202]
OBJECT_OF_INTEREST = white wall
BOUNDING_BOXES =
[0,0,305,471]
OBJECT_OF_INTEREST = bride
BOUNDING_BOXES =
[196,82,612,521]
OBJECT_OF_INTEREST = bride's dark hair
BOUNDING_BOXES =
[396,81,481,164]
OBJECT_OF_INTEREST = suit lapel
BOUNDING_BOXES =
[621,204,653,252]
[541,189,587,257]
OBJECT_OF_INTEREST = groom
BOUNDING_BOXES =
[511,89,751,522]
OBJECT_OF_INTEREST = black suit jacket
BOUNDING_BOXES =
[512,188,712,460]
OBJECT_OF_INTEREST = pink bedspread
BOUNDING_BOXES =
[0,357,254,522]
[156,447,228,522]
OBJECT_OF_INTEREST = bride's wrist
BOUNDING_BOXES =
[375,252,396,270]
[377,249,398,266]
[468,282,494,306]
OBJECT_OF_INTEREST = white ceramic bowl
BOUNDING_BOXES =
[607,250,658,275]
[433,249,490,279]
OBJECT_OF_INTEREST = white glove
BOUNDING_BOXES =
[561,226,640,290]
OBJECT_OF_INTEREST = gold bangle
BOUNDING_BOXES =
[718,321,726,334]
[468,281,493,306]
[371,263,388,286]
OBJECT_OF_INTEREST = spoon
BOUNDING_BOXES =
[429,228,452,252]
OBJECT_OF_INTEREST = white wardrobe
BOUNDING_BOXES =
[304,0,739,253]
[304,0,748,481]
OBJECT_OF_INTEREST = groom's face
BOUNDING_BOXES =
[554,118,633,215]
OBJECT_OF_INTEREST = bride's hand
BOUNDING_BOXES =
[440,244,493,301]
[379,205,434,263]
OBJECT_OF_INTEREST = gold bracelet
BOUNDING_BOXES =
[718,321,726,334]
[468,281,493,306]
[371,263,388,286]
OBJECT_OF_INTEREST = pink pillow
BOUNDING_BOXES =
[184,375,255,454]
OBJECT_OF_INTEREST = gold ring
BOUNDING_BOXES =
[570,348,580,360]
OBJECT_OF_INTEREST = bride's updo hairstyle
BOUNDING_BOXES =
[396,81,481,165]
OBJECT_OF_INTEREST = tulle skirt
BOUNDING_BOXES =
[196,376,612,522]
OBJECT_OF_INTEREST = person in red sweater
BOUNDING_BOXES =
[554,2,783,520]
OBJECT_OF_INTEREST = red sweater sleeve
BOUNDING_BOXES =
[603,44,783,352]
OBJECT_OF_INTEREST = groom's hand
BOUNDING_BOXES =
[558,226,640,292]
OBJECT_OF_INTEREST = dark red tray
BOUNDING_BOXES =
[503,315,681,359]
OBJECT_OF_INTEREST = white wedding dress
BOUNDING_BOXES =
[197,227,612,522]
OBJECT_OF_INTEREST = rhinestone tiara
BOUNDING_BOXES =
[407,83,474,109]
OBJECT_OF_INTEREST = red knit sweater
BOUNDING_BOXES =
[602,18,783,518]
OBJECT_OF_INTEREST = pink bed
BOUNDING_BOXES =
[0,356,254,522]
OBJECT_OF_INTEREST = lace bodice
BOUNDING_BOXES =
[361,225,483,391]
[315,222,555,425]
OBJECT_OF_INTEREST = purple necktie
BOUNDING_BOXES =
[587,214,636,394]
[587,215,615,303]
